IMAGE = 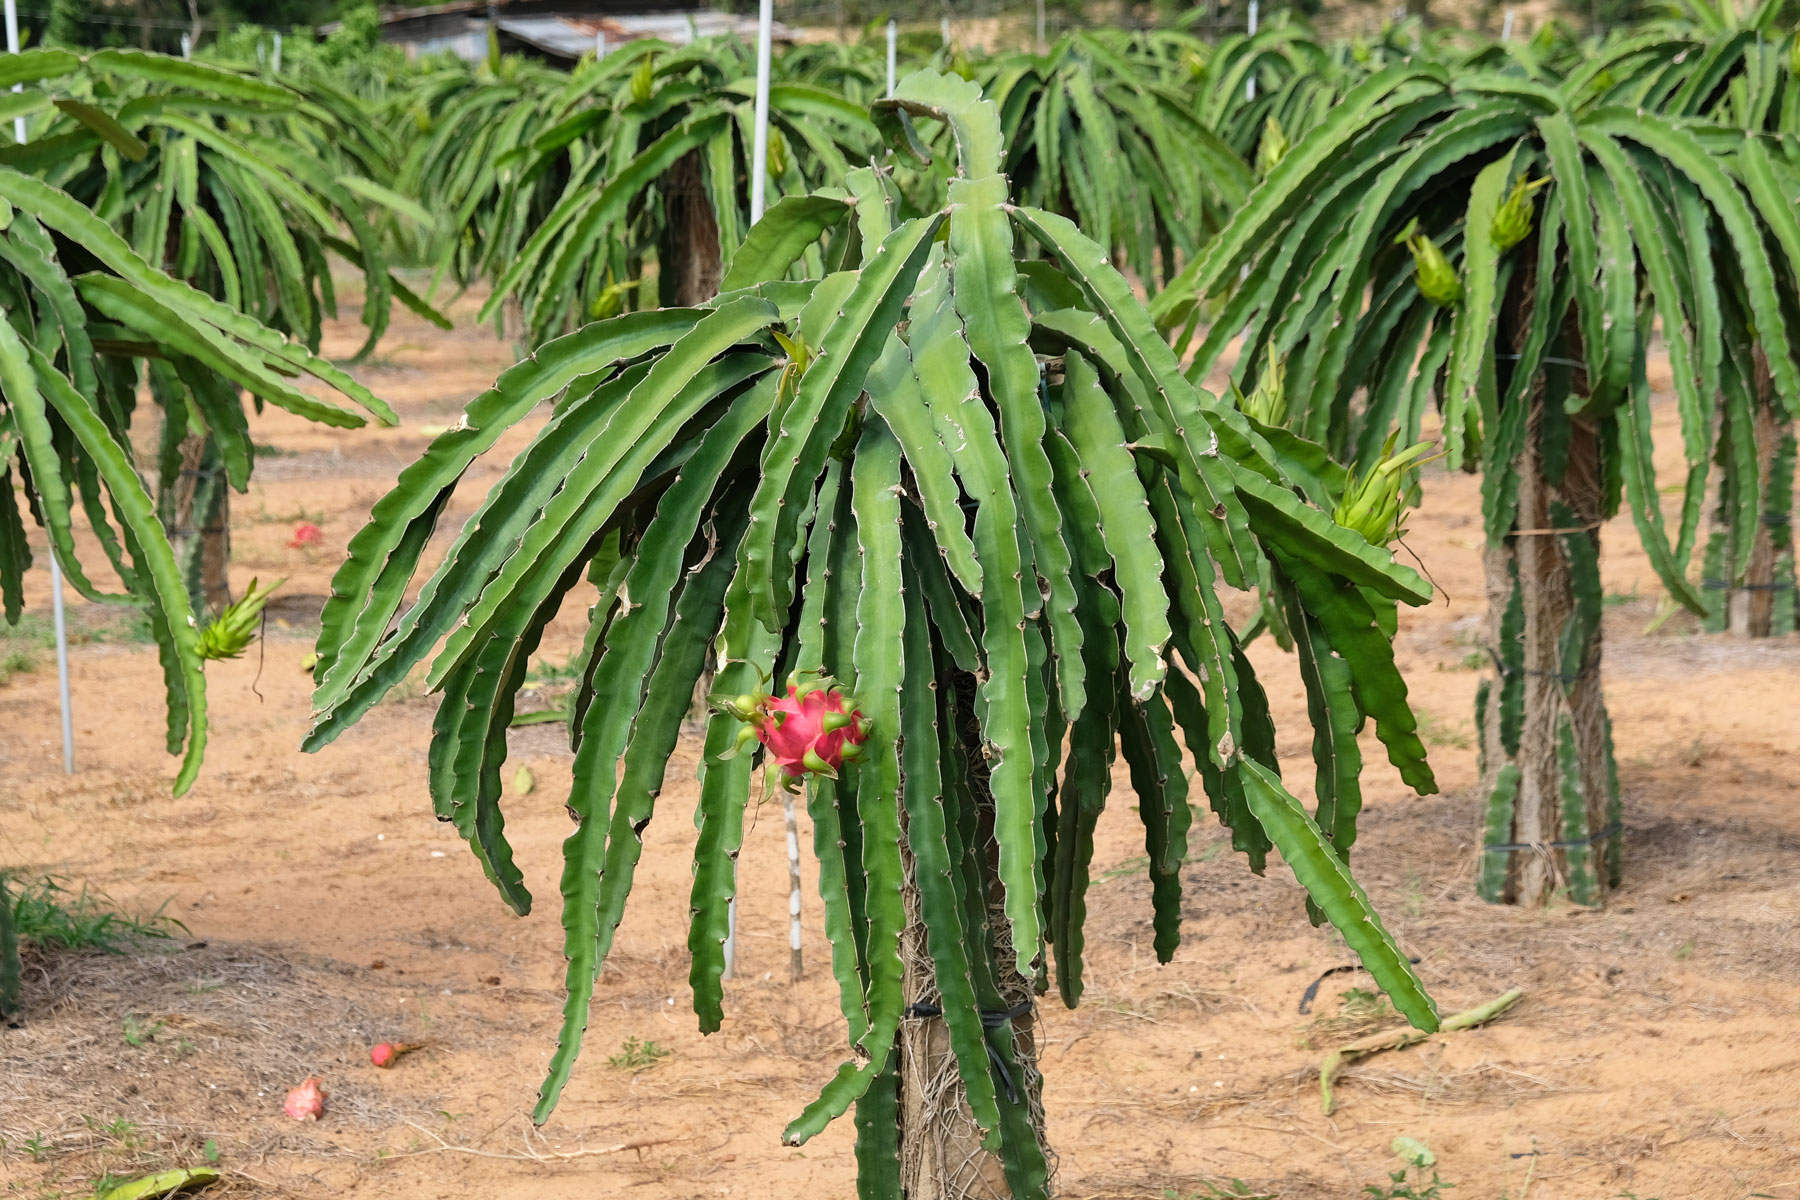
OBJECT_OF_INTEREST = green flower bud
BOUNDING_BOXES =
[197,577,283,662]
[1255,115,1289,179]
[767,127,788,178]
[1490,176,1549,253]
[630,53,656,105]
[587,268,642,321]
[1232,342,1287,427]
[1395,218,1462,308]
[1332,433,1441,546]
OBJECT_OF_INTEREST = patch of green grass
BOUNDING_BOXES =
[1339,986,1393,1017]
[1365,1169,1453,1199]
[83,1115,145,1151]
[527,654,584,684]
[1366,1137,1452,1199]
[13,1131,51,1160]
[0,645,38,685]
[1,610,155,663]
[1302,986,1401,1042]
[1166,1183,1276,1200]
[4,875,186,955]
[384,662,433,705]
[0,612,56,652]
[1415,709,1472,750]
[331,354,409,371]
[1098,826,1222,882]
[254,502,327,526]
[121,1013,166,1048]
[1097,854,1150,882]
[1405,874,1427,919]
[607,1036,671,1071]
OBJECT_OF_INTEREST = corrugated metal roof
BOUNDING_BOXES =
[498,12,792,59]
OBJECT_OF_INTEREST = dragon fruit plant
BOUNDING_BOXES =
[1148,53,1800,906]
[305,72,1441,1197]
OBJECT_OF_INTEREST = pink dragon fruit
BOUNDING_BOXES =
[716,673,870,790]
[369,1041,422,1068]
[283,1076,327,1120]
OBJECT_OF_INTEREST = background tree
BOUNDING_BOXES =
[0,51,405,1023]
[15,47,435,612]
[1588,0,1800,637]
[1151,61,1800,906]
[975,29,1253,291]
[410,38,879,343]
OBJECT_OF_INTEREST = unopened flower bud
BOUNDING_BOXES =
[1395,218,1462,308]
[1491,176,1549,253]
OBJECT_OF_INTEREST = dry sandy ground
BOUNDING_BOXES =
[3,293,1799,1200]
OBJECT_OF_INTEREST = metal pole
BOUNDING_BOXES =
[595,30,606,60]
[724,0,776,984]
[784,792,802,983]
[1246,0,1259,101]
[4,0,21,146]
[1501,8,1515,39]
[748,0,773,226]
[885,19,896,96]
[2,0,18,133]
[6,0,73,775]
[941,15,950,45]
[1036,0,1046,53]
[50,561,72,773]
[180,32,191,60]
[273,31,282,72]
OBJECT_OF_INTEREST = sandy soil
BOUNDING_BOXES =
[3,292,1799,1200]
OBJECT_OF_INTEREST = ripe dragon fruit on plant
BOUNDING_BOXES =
[715,673,871,791]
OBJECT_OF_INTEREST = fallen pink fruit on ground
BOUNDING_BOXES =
[287,522,323,549]
[369,1041,421,1068]
[283,1077,326,1120]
